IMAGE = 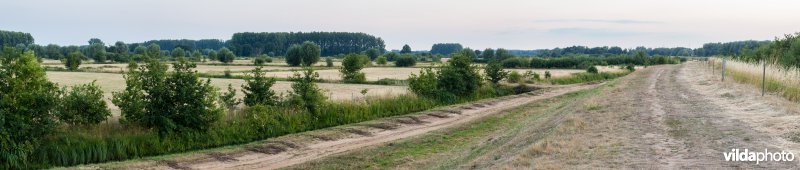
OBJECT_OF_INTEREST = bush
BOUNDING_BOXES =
[507,71,522,83]
[437,51,482,97]
[484,60,508,84]
[290,67,327,114]
[501,57,528,68]
[286,41,321,66]
[219,84,241,111]
[587,65,598,74]
[254,56,271,65]
[408,67,441,98]
[376,56,388,65]
[65,51,83,71]
[57,81,111,126]
[242,67,277,107]
[545,71,552,79]
[626,64,636,71]
[325,57,334,67]
[112,58,222,135]
[395,55,417,67]
[384,52,399,61]
[218,47,236,64]
[340,54,367,83]
[0,48,60,169]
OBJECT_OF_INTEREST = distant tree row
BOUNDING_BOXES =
[128,39,226,52]
[229,32,385,56]
[535,46,694,57]
[429,43,463,55]
[733,33,800,69]
[0,30,34,46]
[694,40,770,57]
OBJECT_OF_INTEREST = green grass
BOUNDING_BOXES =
[545,71,630,85]
[28,86,523,169]
[725,67,800,102]
[287,82,606,169]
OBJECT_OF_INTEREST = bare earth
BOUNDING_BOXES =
[77,81,603,169]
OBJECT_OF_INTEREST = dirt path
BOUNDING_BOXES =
[90,82,602,170]
[481,62,800,169]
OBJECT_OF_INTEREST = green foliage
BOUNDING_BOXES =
[400,44,412,54]
[340,53,367,83]
[437,51,482,97]
[146,43,161,59]
[501,57,528,68]
[242,67,278,107]
[547,72,629,85]
[384,52,399,61]
[223,69,232,78]
[507,71,522,83]
[545,71,552,79]
[0,30,34,46]
[112,58,222,135]
[0,48,60,169]
[65,51,83,70]
[171,47,185,58]
[286,41,321,66]
[228,32,385,56]
[291,67,327,114]
[218,47,236,64]
[430,43,463,55]
[325,57,334,67]
[587,65,598,73]
[484,60,508,84]
[87,40,107,63]
[626,64,636,71]
[365,48,381,60]
[408,67,440,98]
[376,56,388,65]
[219,84,241,110]
[207,50,218,61]
[254,56,272,65]
[394,55,416,67]
[57,81,110,126]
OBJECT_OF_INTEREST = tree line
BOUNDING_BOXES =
[228,32,385,57]
[0,30,34,47]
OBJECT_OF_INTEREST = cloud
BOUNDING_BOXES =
[546,28,648,37]
[533,19,660,24]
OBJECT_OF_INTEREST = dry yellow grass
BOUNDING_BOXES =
[46,71,408,117]
[709,58,800,101]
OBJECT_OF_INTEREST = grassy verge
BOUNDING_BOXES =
[544,71,630,85]
[31,86,521,168]
[710,58,800,102]
[287,82,606,169]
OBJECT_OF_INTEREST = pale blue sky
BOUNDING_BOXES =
[2,0,799,50]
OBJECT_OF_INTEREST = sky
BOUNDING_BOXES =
[2,0,799,50]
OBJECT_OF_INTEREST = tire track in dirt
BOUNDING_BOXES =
[100,83,603,170]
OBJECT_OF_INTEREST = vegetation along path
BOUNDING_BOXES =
[80,80,603,169]
[289,62,800,169]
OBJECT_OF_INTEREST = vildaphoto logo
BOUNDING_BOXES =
[724,149,795,164]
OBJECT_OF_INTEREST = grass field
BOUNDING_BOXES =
[709,57,800,101]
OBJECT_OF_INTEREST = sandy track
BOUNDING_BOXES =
[93,82,602,170]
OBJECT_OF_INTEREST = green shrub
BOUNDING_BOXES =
[291,67,327,114]
[112,58,223,135]
[340,54,367,83]
[548,72,629,85]
[286,41,321,66]
[507,71,522,83]
[437,51,482,97]
[501,57,528,68]
[587,65,598,74]
[219,84,241,111]
[254,56,271,65]
[626,64,636,71]
[395,55,416,67]
[408,67,440,98]
[376,56,388,65]
[242,67,278,107]
[223,69,232,78]
[0,48,60,169]
[65,52,83,71]
[325,57,334,67]
[58,81,111,126]
[484,60,508,84]
[545,71,552,79]
[218,47,236,64]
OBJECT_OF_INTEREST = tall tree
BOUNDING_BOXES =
[430,43,463,55]
[217,47,235,63]
[285,41,321,66]
[147,43,161,59]
[171,47,185,58]
[86,39,106,63]
[400,44,412,54]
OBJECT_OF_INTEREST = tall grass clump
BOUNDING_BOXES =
[710,57,800,101]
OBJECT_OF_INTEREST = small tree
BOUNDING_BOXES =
[191,50,202,62]
[286,41,321,66]
[507,71,522,83]
[340,53,367,83]
[242,67,278,106]
[65,51,83,71]
[218,47,235,64]
[395,55,416,67]
[219,84,241,111]
[587,65,599,74]
[626,64,636,71]
[400,44,412,54]
[365,48,381,60]
[325,57,334,67]
[171,47,185,58]
[291,67,327,114]
[437,50,482,97]
[376,56,388,65]
[408,67,440,98]
[57,81,111,126]
[544,71,552,79]
[484,60,508,84]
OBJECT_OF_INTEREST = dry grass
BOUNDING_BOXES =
[46,71,408,117]
[709,58,800,101]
